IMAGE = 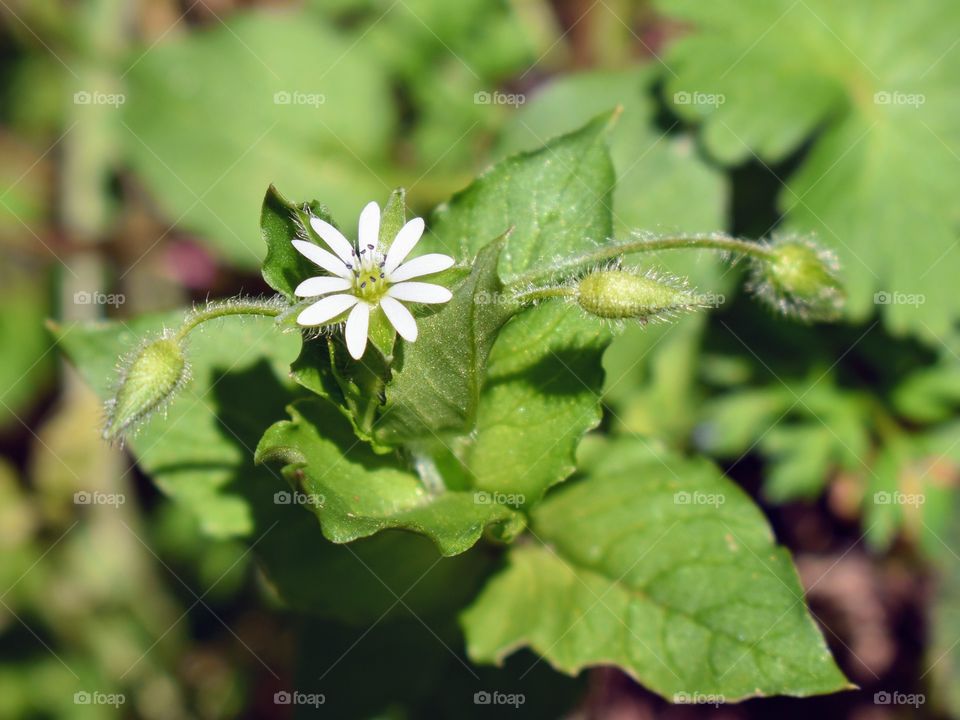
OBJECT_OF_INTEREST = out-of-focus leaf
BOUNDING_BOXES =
[657,0,960,342]
[123,10,392,265]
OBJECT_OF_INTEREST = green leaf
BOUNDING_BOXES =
[427,111,617,280]
[656,0,960,342]
[864,422,960,556]
[123,10,391,266]
[404,114,619,500]
[256,398,524,555]
[54,312,301,538]
[260,184,329,300]
[892,360,960,424]
[465,301,610,504]
[697,377,871,503]
[498,68,729,449]
[499,67,727,286]
[374,235,513,444]
[463,439,851,701]
[56,312,491,620]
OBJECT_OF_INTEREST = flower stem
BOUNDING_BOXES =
[513,285,578,305]
[514,233,774,288]
[174,297,286,341]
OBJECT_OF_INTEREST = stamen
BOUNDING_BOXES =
[369,276,377,283]
[367,244,374,250]
[360,282,367,288]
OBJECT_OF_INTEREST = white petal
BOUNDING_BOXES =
[387,282,452,304]
[292,240,352,279]
[358,201,380,253]
[294,276,353,297]
[383,217,425,274]
[344,302,370,359]
[309,217,354,264]
[388,253,455,282]
[297,294,358,326]
[380,296,418,341]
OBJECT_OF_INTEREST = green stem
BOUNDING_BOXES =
[513,233,774,288]
[513,285,578,305]
[175,297,286,341]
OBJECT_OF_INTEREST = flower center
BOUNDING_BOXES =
[348,243,389,303]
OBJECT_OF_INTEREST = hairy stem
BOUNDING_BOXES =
[513,233,774,288]
[175,297,286,341]
[513,285,578,305]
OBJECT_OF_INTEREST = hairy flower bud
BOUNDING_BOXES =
[576,269,705,321]
[103,333,189,441]
[749,237,844,321]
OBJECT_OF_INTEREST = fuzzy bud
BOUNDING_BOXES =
[103,333,189,441]
[749,237,844,321]
[576,269,705,321]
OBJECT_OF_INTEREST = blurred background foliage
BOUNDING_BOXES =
[2,0,959,717]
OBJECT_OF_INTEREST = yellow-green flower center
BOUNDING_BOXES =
[347,243,390,303]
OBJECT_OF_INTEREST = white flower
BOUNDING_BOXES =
[292,201,455,359]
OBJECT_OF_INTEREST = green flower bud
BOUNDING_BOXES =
[576,269,707,321]
[103,333,189,441]
[749,237,844,321]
